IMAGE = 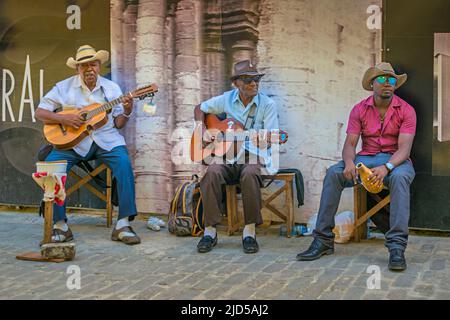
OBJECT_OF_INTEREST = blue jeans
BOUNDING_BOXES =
[45,143,137,223]
[313,153,415,251]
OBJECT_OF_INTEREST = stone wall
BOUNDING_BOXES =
[256,0,382,222]
[111,0,382,221]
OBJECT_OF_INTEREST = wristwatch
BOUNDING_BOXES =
[384,162,395,173]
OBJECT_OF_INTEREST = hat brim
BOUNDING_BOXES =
[66,50,109,69]
[230,72,265,80]
[362,67,407,91]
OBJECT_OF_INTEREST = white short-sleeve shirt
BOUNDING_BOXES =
[38,75,126,157]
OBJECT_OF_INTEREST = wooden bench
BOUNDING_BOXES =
[66,163,114,227]
[353,184,391,241]
[225,173,296,237]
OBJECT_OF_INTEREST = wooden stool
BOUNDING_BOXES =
[66,163,113,227]
[225,173,296,237]
[353,184,391,241]
[17,170,74,263]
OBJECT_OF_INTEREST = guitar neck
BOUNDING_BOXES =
[87,93,131,119]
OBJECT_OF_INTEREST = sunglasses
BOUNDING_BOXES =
[239,75,262,84]
[375,75,397,86]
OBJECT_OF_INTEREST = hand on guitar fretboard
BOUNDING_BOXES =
[248,129,289,150]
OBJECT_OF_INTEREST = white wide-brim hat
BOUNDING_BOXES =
[66,45,109,69]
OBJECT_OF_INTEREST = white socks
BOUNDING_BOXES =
[204,224,255,239]
[116,217,130,230]
[204,226,217,238]
[54,220,68,232]
[243,223,256,239]
[115,218,134,239]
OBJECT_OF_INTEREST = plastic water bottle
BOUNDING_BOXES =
[279,225,287,236]
[367,219,374,239]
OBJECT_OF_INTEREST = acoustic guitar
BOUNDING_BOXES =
[43,84,158,150]
[190,113,288,163]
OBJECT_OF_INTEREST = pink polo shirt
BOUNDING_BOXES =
[346,95,416,155]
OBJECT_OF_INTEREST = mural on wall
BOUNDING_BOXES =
[0,0,110,206]
[1,0,385,224]
[110,0,383,222]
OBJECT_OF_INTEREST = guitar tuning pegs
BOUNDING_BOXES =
[139,92,155,100]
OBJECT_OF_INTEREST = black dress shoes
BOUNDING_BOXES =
[388,249,407,271]
[242,236,259,254]
[296,238,334,261]
[197,234,218,253]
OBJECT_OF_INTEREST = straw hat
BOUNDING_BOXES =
[362,62,407,91]
[66,45,109,69]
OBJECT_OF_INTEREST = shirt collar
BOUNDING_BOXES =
[365,94,402,109]
[75,74,103,93]
[232,88,260,108]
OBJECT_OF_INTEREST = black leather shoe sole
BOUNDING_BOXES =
[388,263,407,271]
[296,248,334,261]
[243,244,259,254]
[197,236,218,253]
[242,237,259,254]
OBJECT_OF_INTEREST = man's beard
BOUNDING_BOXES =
[380,92,393,99]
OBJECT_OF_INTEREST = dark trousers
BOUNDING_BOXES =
[200,164,264,227]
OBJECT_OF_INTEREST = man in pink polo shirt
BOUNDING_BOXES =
[297,62,416,271]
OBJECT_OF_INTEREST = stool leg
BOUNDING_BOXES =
[286,182,294,238]
[360,188,367,240]
[106,168,112,228]
[354,185,368,242]
[43,200,53,245]
[353,187,359,242]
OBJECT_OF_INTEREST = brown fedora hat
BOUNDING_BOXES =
[66,45,109,69]
[230,60,265,80]
[362,62,407,91]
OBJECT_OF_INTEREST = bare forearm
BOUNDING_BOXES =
[194,105,205,123]
[342,144,356,165]
[387,134,414,166]
[388,148,411,166]
[114,115,129,129]
[35,108,64,124]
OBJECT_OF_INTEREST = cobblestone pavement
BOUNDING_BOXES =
[1,211,450,300]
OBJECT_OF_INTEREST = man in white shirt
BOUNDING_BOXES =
[35,45,140,245]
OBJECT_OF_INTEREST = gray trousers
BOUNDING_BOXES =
[313,153,415,251]
[200,164,264,228]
